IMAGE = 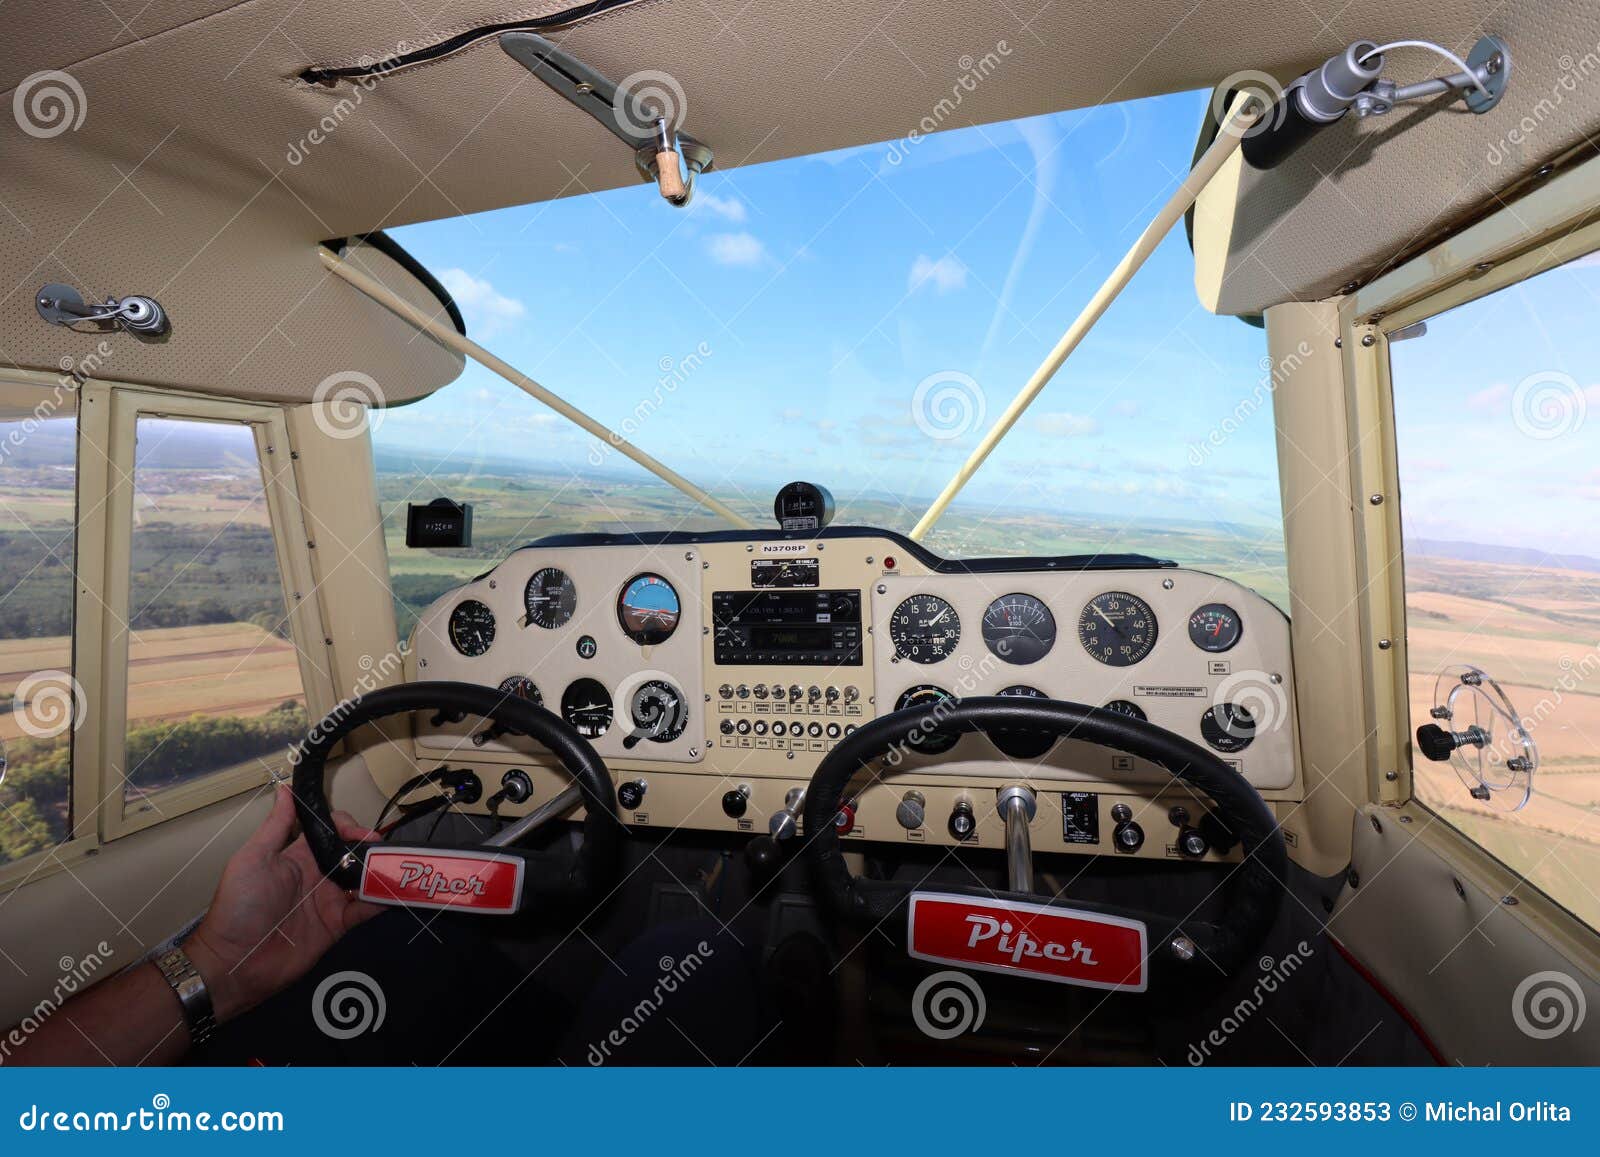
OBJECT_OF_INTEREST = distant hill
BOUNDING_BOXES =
[1407,537,1600,574]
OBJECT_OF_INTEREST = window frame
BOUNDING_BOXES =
[1346,157,1600,955]
[0,374,90,890]
[94,388,333,842]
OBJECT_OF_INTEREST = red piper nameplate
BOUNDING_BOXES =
[358,847,524,915]
[907,892,1148,991]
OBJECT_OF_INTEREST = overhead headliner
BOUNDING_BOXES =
[2,1,1594,402]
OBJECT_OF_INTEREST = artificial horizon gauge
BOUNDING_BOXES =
[993,684,1054,760]
[448,599,496,656]
[895,685,957,754]
[1188,603,1242,652]
[617,573,680,645]
[1078,591,1158,667]
[627,679,689,745]
[981,593,1057,665]
[890,594,961,663]
[523,566,577,629]
[560,676,613,739]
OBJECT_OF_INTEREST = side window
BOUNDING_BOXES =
[1391,253,1600,931]
[120,417,307,804]
[0,386,78,867]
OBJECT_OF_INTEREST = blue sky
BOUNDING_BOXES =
[382,86,1598,560]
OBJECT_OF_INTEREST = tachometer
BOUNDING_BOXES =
[495,675,542,706]
[1102,699,1147,721]
[617,573,680,645]
[524,567,577,629]
[890,594,960,664]
[894,685,958,754]
[993,684,1054,760]
[448,599,496,656]
[1077,592,1157,667]
[981,593,1056,665]
[1188,603,1242,653]
[561,677,613,739]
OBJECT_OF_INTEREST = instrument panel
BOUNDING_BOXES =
[405,530,1301,860]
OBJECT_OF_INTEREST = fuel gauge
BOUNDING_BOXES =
[1188,603,1242,653]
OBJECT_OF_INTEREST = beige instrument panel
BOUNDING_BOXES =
[404,533,1302,862]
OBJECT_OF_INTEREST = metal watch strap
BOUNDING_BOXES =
[154,947,217,1047]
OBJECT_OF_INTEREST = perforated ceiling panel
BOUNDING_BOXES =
[2,1,1594,400]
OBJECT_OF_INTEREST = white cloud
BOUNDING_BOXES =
[1034,411,1100,437]
[908,254,968,294]
[693,191,747,223]
[438,269,527,339]
[708,232,766,266]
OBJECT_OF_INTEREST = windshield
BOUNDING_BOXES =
[378,89,1286,621]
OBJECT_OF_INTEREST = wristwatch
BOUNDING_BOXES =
[154,947,217,1047]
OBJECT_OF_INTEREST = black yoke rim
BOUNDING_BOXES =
[801,697,1288,986]
[290,681,621,907]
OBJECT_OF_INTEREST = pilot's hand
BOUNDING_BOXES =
[185,785,384,1022]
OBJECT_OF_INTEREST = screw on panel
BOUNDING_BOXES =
[1378,638,1392,650]
[1168,935,1197,961]
[1334,336,1343,348]
[1370,494,1384,505]
[1162,577,1174,590]
[1501,895,1519,906]
[1361,333,1376,347]
[1385,770,1398,781]
[1269,673,1283,684]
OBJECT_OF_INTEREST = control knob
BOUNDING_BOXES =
[895,790,926,830]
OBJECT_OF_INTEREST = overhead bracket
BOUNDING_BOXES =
[499,31,712,207]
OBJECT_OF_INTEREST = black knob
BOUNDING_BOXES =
[1198,812,1239,854]
[745,834,783,872]
[499,769,533,805]
[1177,827,1209,859]
[721,788,749,818]
[617,780,647,810]
[948,800,977,841]
[720,718,735,735]
[1114,821,1145,853]
[1416,723,1458,762]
